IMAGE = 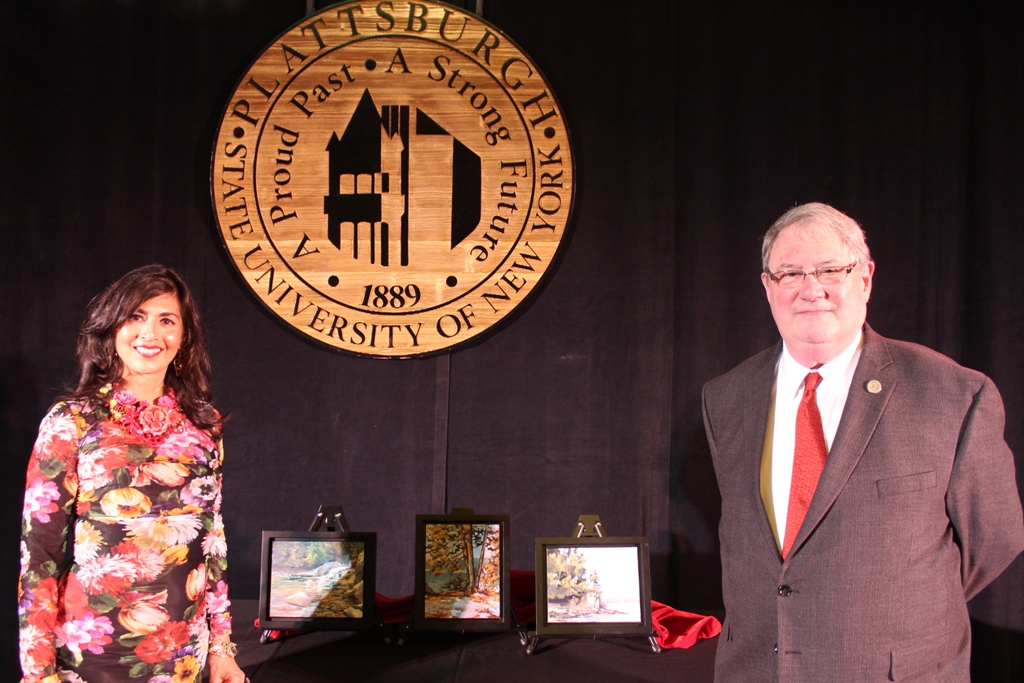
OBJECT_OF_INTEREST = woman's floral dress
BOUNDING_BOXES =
[18,386,232,683]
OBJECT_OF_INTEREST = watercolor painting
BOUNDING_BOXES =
[545,545,642,623]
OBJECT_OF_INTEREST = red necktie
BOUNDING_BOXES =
[782,372,827,558]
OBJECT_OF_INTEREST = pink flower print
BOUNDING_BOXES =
[23,479,61,524]
[156,394,176,408]
[112,390,137,407]
[75,555,139,596]
[194,429,217,453]
[77,448,116,491]
[35,407,78,450]
[56,611,115,656]
[207,581,231,614]
[19,623,52,677]
[113,541,168,582]
[157,432,202,463]
[209,610,232,637]
[202,515,227,559]
[138,404,172,436]
[182,421,217,454]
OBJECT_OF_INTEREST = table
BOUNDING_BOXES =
[232,600,720,683]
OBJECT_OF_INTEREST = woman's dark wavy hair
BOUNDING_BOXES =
[65,264,223,437]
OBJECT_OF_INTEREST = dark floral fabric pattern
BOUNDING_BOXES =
[19,386,231,683]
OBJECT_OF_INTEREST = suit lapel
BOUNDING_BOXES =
[787,326,896,559]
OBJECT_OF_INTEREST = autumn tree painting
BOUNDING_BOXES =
[423,523,501,619]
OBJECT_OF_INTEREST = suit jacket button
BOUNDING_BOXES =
[778,585,792,597]
[774,643,778,653]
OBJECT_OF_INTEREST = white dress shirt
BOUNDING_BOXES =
[769,331,863,547]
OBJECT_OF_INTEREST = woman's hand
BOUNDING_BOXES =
[208,653,247,683]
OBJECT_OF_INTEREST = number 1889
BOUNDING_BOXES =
[360,284,421,308]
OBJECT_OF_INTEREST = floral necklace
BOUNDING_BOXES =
[102,383,187,447]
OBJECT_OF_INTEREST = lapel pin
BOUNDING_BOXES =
[866,379,882,394]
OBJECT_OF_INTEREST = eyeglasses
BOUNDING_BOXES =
[766,263,857,289]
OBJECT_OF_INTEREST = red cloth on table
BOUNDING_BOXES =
[375,592,414,624]
[651,600,721,649]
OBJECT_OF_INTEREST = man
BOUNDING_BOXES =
[702,203,1024,682]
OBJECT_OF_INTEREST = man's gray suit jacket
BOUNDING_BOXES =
[702,325,1024,682]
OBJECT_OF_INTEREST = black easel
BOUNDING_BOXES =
[572,514,605,539]
[525,515,662,655]
[309,505,350,534]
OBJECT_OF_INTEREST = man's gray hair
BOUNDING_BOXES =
[762,202,872,272]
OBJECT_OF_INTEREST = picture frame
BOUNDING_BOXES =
[413,513,513,631]
[258,530,377,631]
[534,536,653,636]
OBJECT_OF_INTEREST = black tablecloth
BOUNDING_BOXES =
[232,600,720,683]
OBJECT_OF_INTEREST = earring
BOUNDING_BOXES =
[173,357,183,375]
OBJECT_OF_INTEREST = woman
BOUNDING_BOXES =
[19,265,246,683]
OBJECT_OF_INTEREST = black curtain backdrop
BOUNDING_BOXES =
[2,1,1022,680]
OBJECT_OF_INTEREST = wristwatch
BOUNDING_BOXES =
[209,641,238,658]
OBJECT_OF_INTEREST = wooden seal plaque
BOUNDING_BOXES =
[211,1,576,357]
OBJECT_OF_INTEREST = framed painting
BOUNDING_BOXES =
[413,513,513,631]
[534,536,653,636]
[258,530,377,631]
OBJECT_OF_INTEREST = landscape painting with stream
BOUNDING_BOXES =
[269,539,366,619]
